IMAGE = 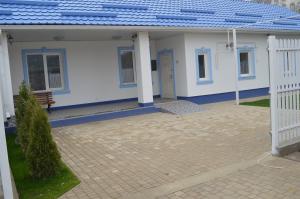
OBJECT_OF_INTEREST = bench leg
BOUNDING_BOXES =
[47,105,51,113]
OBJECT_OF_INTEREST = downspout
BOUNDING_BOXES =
[232,29,240,105]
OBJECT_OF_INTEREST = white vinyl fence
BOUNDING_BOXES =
[268,36,300,155]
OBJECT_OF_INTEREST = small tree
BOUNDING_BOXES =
[15,82,31,152]
[26,104,62,179]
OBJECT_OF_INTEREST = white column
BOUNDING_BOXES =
[134,32,154,106]
[232,29,240,105]
[268,35,279,156]
[0,30,15,118]
[0,74,14,198]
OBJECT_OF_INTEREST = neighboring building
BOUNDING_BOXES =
[251,0,300,12]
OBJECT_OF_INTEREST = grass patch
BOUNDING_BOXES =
[6,134,80,199]
[240,99,270,107]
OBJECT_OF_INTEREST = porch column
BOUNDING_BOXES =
[0,30,15,118]
[134,32,154,107]
[0,71,14,199]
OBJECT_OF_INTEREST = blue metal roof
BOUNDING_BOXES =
[0,0,299,31]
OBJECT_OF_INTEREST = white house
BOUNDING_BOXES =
[1,0,300,197]
[0,0,299,116]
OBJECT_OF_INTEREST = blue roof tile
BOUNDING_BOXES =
[0,0,299,31]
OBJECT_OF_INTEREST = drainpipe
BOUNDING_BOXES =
[232,29,240,105]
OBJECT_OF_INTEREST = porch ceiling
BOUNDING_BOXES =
[6,29,181,42]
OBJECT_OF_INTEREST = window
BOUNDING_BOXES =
[238,47,256,80]
[195,48,213,84]
[118,47,137,87]
[23,48,69,94]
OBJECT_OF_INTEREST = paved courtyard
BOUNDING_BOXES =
[53,101,300,199]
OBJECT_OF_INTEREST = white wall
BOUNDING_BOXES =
[155,34,189,97]
[184,32,270,97]
[10,40,160,107]
[150,40,160,95]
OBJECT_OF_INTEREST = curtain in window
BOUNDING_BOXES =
[47,55,62,89]
[121,51,135,84]
[198,54,206,79]
[240,52,249,75]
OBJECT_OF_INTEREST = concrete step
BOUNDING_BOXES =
[155,100,204,115]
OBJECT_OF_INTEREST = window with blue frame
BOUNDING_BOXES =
[23,48,70,94]
[238,47,256,80]
[118,47,137,87]
[195,48,213,84]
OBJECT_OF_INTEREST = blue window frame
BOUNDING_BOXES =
[237,47,256,80]
[195,48,213,85]
[22,48,70,95]
[117,47,137,88]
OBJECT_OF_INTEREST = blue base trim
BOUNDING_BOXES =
[5,106,160,133]
[138,102,154,107]
[51,106,160,128]
[51,95,160,111]
[5,126,16,134]
[178,87,269,105]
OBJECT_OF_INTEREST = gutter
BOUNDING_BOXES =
[1,24,300,34]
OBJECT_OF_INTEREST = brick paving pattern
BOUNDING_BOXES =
[158,158,300,199]
[52,101,300,199]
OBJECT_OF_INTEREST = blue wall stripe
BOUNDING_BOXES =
[5,126,16,134]
[5,106,159,133]
[5,106,160,134]
[178,87,269,104]
[138,102,154,107]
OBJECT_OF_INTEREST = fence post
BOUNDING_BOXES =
[268,35,279,155]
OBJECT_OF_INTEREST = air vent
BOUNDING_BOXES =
[0,0,58,6]
[235,13,262,18]
[61,11,118,17]
[273,21,298,25]
[0,10,12,15]
[180,9,215,14]
[156,15,197,20]
[102,4,148,10]
[225,18,257,23]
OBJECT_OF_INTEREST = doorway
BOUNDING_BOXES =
[158,49,176,99]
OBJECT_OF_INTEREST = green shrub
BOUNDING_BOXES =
[26,104,62,179]
[15,82,31,152]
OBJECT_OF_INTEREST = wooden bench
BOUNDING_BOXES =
[14,90,55,112]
